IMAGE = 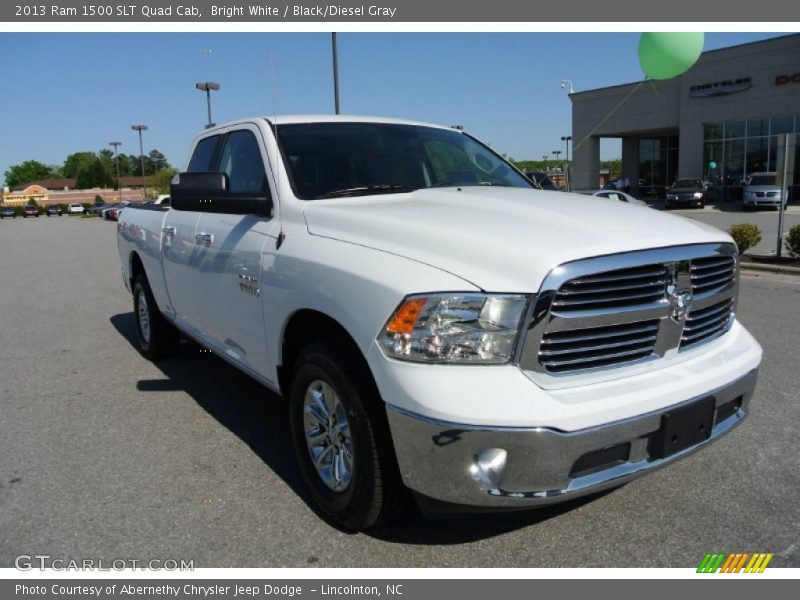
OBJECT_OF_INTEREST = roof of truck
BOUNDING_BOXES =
[204,114,454,133]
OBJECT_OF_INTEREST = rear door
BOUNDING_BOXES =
[161,133,222,326]
[191,124,279,376]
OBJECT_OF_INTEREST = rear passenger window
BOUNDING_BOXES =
[217,130,268,194]
[187,135,221,172]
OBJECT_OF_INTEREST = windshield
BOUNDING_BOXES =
[749,175,776,186]
[275,122,533,200]
[673,179,702,188]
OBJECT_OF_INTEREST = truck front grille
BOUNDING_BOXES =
[519,244,738,379]
[680,299,733,349]
[551,265,667,311]
[539,319,660,373]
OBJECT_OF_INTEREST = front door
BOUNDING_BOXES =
[191,125,279,377]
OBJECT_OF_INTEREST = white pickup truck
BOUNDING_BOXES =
[118,115,762,531]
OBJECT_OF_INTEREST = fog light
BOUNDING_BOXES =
[470,448,507,487]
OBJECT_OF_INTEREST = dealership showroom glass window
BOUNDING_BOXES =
[703,114,800,202]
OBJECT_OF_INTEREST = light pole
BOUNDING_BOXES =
[542,154,549,172]
[195,82,220,129]
[560,79,574,94]
[561,135,573,191]
[109,141,122,202]
[332,33,340,114]
[131,124,148,200]
[553,150,562,186]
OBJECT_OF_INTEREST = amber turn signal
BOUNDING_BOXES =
[385,298,428,334]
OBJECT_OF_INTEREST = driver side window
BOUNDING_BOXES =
[217,130,268,194]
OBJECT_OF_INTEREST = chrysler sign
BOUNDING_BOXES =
[690,77,752,97]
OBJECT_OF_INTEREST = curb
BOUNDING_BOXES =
[740,261,800,277]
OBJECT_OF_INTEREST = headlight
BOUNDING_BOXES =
[693,192,703,199]
[379,293,529,364]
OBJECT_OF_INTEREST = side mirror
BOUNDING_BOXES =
[170,172,273,216]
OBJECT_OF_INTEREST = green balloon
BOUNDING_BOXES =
[638,32,705,80]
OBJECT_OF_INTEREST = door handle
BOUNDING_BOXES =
[162,226,176,237]
[195,232,214,245]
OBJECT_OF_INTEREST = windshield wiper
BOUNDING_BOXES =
[317,185,417,199]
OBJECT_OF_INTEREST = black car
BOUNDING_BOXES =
[45,204,63,216]
[665,178,706,209]
[0,205,15,219]
[22,205,40,218]
[525,171,558,191]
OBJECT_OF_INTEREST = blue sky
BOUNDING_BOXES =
[0,32,786,185]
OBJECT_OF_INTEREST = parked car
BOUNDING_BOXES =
[118,115,762,531]
[575,189,648,206]
[87,203,110,216]
[525,171,558,191]
[45,204,63,216]
[0,205,16,219]
[153,194,171,206]
[665,178,707,209]
[67,203,85,215]
[22,205,40,218]
[102,202,129,219]
[743,172,785,210]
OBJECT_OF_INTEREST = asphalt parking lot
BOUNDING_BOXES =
[1,216,798,568]
[659,203,800,257]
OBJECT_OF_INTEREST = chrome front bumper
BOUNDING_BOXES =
[386,369,758,508]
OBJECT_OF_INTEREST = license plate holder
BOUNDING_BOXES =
[651,396,715,459]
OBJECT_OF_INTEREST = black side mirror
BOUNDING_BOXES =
[170,172,273,216]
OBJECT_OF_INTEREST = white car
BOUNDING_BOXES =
[67,203,85,214]
[118,115,762,531]
[575,189,648,206]
[743,172,785,210]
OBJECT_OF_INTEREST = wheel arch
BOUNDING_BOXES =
[278,308,368,400]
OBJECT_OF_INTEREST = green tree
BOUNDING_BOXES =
[151,167,178,194]
[3,160,59,187]
[61,152,97,178]
[76,157,113,189]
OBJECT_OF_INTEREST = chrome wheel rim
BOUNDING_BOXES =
[303,379,353,492]
[137,292,151,344]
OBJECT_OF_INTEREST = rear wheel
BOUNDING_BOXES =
[289,339,408,531]
[132,274,179,360]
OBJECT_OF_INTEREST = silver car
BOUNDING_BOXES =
[743,172,785,210]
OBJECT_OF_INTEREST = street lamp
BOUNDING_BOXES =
[553,150,562,165]
[131,124,148,200]
[195,82,220,129]
[332,33,340,114]
[560,80,574,94]
[542,154,549,172]
[109,141,122,202]
[561,135,573,191]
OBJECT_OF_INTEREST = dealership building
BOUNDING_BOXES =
[570,34,800,202]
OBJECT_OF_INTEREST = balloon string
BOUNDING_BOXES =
[572,79,645,154]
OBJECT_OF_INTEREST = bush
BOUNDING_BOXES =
[728,223,762,254]
[786,224,800,258]
[94,194,104,205]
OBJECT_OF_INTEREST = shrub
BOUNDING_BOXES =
[728,223,762,254]
[786,224,800,258]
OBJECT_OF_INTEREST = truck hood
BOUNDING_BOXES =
[303,187,732,292]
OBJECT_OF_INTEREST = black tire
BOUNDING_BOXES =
[132,274,180,360]
[289,339,408,531]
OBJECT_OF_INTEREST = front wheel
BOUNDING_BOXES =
[132,274,179,360]
[289,339,408,531]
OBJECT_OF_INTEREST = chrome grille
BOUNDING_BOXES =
[680,299,733,349]
[551,264,667,312]
[539,319,659,373]
[519,243,738,382]
[690,256,735,296]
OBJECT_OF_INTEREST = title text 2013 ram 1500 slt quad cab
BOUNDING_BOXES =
[118,116,762,531]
